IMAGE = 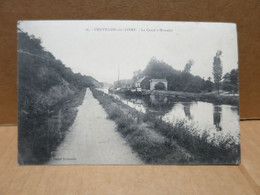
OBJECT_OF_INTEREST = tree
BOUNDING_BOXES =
[230,69,238,86]
[204,77,213,92]
[183,60,194,73]
[212,51,223,94]
[222,69,238,93]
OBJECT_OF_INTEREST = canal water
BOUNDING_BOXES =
[98,88,240,145]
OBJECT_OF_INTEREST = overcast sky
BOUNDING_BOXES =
[19,20,238,83]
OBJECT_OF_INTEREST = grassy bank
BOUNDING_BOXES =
[18,88,86,165]
[92,88,240,164]
[199,93,239,106]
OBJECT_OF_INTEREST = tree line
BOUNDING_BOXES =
[132,52,238,94]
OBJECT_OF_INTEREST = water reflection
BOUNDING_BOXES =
[230,106,239,113]
[182,102,193,120]
[213,106,222,131]
[150,94,168,104]
[99,88,240,144]
[143,95,175,114]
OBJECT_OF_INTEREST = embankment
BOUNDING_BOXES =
[18,88,86,165]
[18,30,100,164]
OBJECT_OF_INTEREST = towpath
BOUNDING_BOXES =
[48,88,142,165]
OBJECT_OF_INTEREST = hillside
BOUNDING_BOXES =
[18,29,101,164]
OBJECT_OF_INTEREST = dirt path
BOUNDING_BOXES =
[48,88,142,165]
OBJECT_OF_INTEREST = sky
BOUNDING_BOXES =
[19,20,238,84]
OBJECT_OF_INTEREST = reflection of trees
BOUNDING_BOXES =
[230,106,239,114]
[213,105,222,131]
[182,102,193,120]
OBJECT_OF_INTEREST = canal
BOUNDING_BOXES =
[99,88,240,145]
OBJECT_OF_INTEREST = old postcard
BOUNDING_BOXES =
[18,20,240,165]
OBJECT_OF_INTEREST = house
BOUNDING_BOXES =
[134,77,146,88]
[150,79,168,90]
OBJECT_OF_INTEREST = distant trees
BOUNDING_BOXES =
[132,69,142,84]
[204,77,213,92]
[183,60,194,73]
[212,51,223,94]
[222,69,239,93]
[230,69,238,87]
[132,55,237,94]
[135,57,205,93]
[142,57,175,79]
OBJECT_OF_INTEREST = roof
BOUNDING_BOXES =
[150,79,167,82]
[136,76,146,83]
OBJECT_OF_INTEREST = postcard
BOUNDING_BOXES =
[18,20,240,165]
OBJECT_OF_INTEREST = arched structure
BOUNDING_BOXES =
[150,79,167,90]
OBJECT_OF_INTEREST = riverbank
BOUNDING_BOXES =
[18,88,86,165]
[92,88,240,164]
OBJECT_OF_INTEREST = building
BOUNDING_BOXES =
[150,79,168,90]
[134,77,146,88]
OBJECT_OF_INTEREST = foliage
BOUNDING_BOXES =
[136,57,205,93]
[212,51,223,94]
[134,53,235,94]
[203,77,213,92]
[18,29,100,164]
[222,69,239,93]
[230,69,238,86]
[132,69,142,83]
[183,59,194,73]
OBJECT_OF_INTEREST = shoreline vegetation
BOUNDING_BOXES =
[18,89,86,165]
[91,88,240,164]
[146,90,239,106]
[115,89,239,106]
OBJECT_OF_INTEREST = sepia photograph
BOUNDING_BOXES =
[18,20,240,165]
